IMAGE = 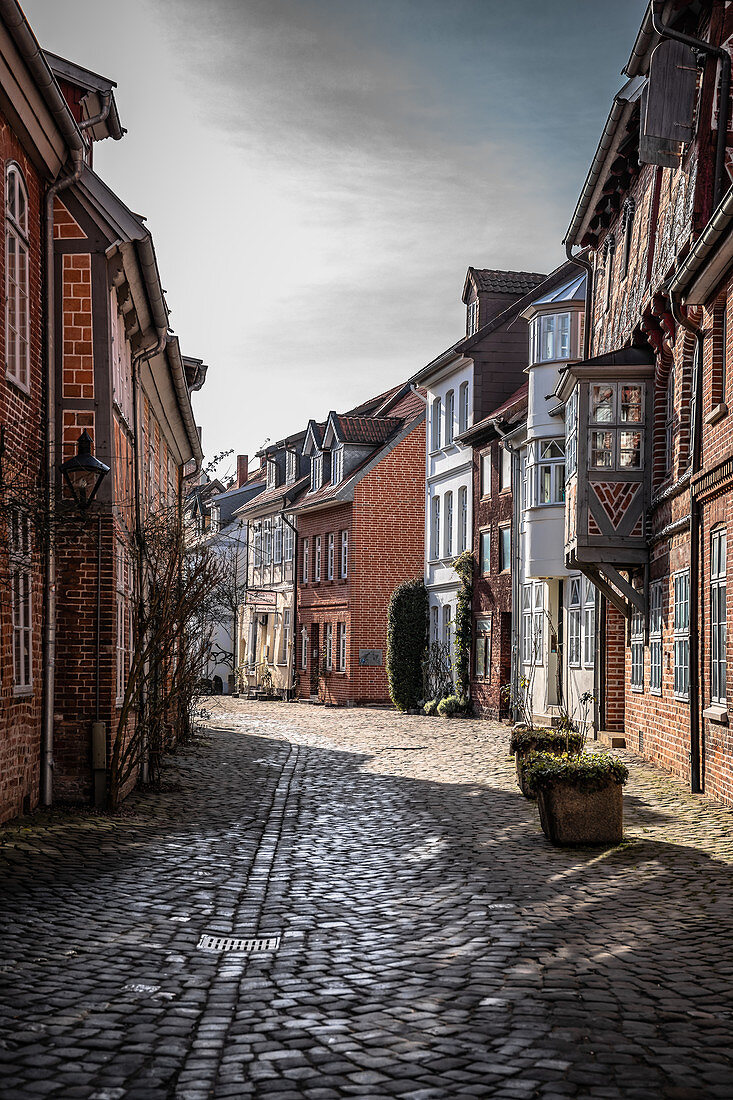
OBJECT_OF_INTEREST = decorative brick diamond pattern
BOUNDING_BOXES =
[592,481,640,530]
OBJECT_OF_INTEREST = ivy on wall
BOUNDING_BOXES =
[453,550,474,704]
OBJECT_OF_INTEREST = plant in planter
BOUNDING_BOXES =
[523,751,629,847]
[436,694,467,718]
[510,726,584,798]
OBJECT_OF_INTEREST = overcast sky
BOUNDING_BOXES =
[25,0,646,473]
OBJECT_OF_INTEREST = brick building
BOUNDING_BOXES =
[294,383,425,705]
[561,0,733,803]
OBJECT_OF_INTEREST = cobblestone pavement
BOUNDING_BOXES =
[1,700,733,1100]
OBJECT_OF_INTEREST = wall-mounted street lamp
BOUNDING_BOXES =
[60,430,110,510]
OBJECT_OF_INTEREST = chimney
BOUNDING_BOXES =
[237,454,248,488]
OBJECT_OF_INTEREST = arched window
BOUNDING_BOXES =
[6,163,29,390]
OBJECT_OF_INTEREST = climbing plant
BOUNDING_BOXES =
[386,577,429,711]
[453,550,474,704]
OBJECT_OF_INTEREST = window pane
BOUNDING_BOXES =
[590,430,614,468]
[480,530,491,574]
[620,385,643,423]
[619,431,642,468]
[591,384,614,422]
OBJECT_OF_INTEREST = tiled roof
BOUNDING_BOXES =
[458,382,528,444]
[333,414,402,445]
[344,383,405,417]
[470,268,546,295]
[485,381,529,422]
[234,475,309,518]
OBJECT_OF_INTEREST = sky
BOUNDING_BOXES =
[24,0,647,474]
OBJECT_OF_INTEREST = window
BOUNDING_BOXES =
[480,452,491,497]
[649,580,663,694]
[6,164,29,390]
[566,386,578,477]
[430,495,440,560]
[521,453,529,511]
[475,617,492,680]
[266,460,277,491]
[284,518,294,562]
[442,605,452,648]
[666,363,675,473]
[445,390,455,445]
[431,396,441,451]
[209,504,220,534]
[332,447,343,484]
[532,312,571,364]
[499,526,511,573]
[110,290,132,424]
[314,535,321,582]
[521,585,533,665]
[458,486,468,552]
[324,622,333,671]
[499,446,511,491]
[262,518,272,566]
[603,235,616,311]
[301,625,308,669]
[431,604,439,643]
[337,623,347,671]
[466,298,479,337]
[631,605,644,692]
[480,529,491,574]
[311,453,323,491]
[273,515,283,564]
[286,450,297,483]
[711,533,726,704]
[327,532,335,580]
[589,382,644,471]
[10,509,32,692]
[533,582,544,665]
[568,577,582,667]
[536,440,565,505]
[302,538,309,584]
[459,381,470,433]
[674,570,691,700]
[340,530,348,579]
[281,609,291,664]
[621,198,635,280]
[443,491,453,557]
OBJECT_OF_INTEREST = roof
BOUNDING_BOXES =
[533,271,586,306]
[344,383,406,417]
[43,50,124,141]
[234,475,310,520]
[462,267,546,304]
[457,382,529,445]
[329,414,402,446]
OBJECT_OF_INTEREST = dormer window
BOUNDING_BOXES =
[311,452,323,491]
[466,298,479,337]
[266,460,277,491]
[286,450,297,483]
[332,446,343,484]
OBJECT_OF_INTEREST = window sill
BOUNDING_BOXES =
[13,686,33,697]
[5,372,31,398]
[705,403,728,426]
[649,687,662,697]
[703,703,727,723]
[631,685,644,694]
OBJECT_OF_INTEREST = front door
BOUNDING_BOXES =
[310,624,319,698]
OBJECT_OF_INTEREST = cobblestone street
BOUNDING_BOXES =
[1,700,733,1099]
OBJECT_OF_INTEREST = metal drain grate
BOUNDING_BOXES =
[197,934,281,953]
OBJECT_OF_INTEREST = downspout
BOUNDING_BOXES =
[79,92,111,133]
[410,381,431,648]
[651,0,731,213]
[281,509,298,698]
[41,146,85,807]
[670,291,704,793]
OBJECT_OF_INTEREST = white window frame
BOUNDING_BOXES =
[631,605,644,692]
[711,533,726,704]
[568,577,582,668]
[286,450,297,483]
[280,608,291,664]
[266,460,277,491]
[533,582,544,666]
[6,163,30,392]
[331,446,343,485]
[521,585,533,665]
[340,529,348,579]
[583,577,596,669]
[337,623,347,672]
[430,495,440,561]
[529,439,565,507]
[566,386,578,477]
[649,580,663,695]
[284,519,294,563]
[301,625,308,669]
[443,491,453,558]
[458,381,470,434]
[327,532,335,580]
[532,312,571,364]
[273,515,283,564]
[458,486,468,553]
[431,396,441,451]
[262,518,272,566]
[499,445,511,492]
[442,605,452,648]
[311,452,323,491]
[314,535,321,582]
[430,604,439,644]
[324,622,333,671]
[480,452,491,498]
[466,298,479,337]
[302,538,309,583]
[445,390,455,445]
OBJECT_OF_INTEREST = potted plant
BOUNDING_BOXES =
[523,751,629,847]
[510,726,583,798]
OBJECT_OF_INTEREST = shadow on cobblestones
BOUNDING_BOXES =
[0,703,732,1099]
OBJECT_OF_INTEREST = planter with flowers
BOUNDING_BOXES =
[523,751,629,847]
[510,726,583,798]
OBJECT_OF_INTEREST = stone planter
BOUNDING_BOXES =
[514,737,581,800]
[536,779,623,847]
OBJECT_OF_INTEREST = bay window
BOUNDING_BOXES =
[589,382,644,471]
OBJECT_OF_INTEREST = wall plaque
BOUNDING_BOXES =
[358,649,383,666]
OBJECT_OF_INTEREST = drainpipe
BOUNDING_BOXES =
[281,509,298,698]
[670,290,704,793]
[651,0,731,213]
[79,92,111,133]
[41,147,85,807]
[565,241,593,361]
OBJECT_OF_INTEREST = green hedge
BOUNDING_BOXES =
[387,578,429,711]
[510,728,583,755]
